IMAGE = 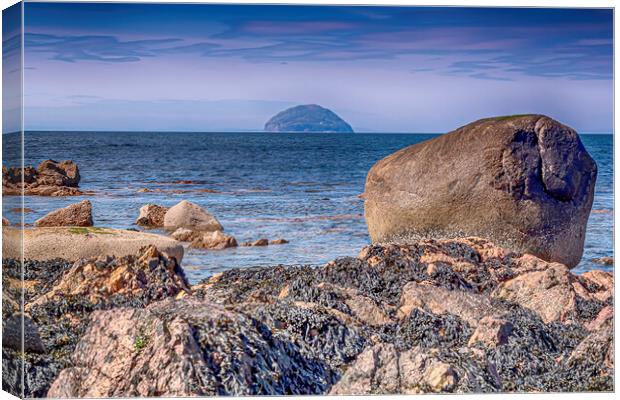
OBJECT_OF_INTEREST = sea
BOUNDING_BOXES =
[2,131,613,283]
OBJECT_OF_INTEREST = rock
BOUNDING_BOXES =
[48,297,364,397]
[30,245,190,307]
[592,256,613,266]
[2,159,83,196]
[170,227,196,242]
[163,200,223,232]
[0,246,191,398]
[242,238,269,247]
[135,204,168,228]
[467,316,513,347]
[264,104,354,133]
[34,200,93,227]
[36,159,80,187]
[398,281,496,325]
[270,238,289,245]
[2,314,46,353]
[191,230,238,249]
[364,115,597,268]
[492,261,580,324]
[2,227,184,263]
[2,217,9,226]
[329,344,460,394]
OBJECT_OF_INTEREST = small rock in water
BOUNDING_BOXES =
[270,238,289,245]
[592,256,613,265]
[191,230,238,249]
[242,238,270,247]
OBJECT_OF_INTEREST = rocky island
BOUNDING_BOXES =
[264,104,354,133]
[1,115,613,397]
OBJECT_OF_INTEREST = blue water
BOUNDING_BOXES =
[2,131,613,281]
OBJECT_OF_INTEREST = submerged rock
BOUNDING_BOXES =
[265,104,354,133]
[35,200,93,227]
[364,115,597,268]
[163,200,223,232]
[135,204,168,228]
[190,230,238,250]
[3,160,83,196]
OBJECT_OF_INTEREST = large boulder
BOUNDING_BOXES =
[163,200,223,232]
[34,200,93,227]
[135,204,168,228]
[364,115,597,268]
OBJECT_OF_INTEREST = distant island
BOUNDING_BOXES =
[264,104,354,133]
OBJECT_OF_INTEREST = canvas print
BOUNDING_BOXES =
[1,1,614,397]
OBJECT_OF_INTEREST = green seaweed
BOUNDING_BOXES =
[67,227,114,235]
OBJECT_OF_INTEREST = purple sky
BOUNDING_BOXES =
[10,3,614,133]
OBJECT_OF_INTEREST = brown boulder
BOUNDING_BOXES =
[135,204,168,228]
[364,115,597,268]
[34,200,93,227]
[36,159,80,187]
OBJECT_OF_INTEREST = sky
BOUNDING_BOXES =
[3,3,614,133]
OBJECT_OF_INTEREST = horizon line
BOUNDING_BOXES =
[2,129,614,135]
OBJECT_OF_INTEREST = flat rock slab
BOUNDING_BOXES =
[2,227,183,263]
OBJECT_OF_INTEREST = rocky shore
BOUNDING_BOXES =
[2,237,613,397]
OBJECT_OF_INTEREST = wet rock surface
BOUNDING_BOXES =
[364,115,597,268]
[2,160,83,196]
[2,237,614,397]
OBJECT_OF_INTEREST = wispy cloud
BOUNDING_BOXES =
[25,33,183,62]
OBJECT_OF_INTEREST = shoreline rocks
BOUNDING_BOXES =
[35,200,93,227]
[364,115,597,268]
[2,236,611,397]
[3,160,83,196]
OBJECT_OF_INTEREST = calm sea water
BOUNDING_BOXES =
[2,131,613,282]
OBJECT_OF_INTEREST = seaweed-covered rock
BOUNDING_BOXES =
[1,246,190,398]
[8,237,614,397]
[364,115,597,268]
